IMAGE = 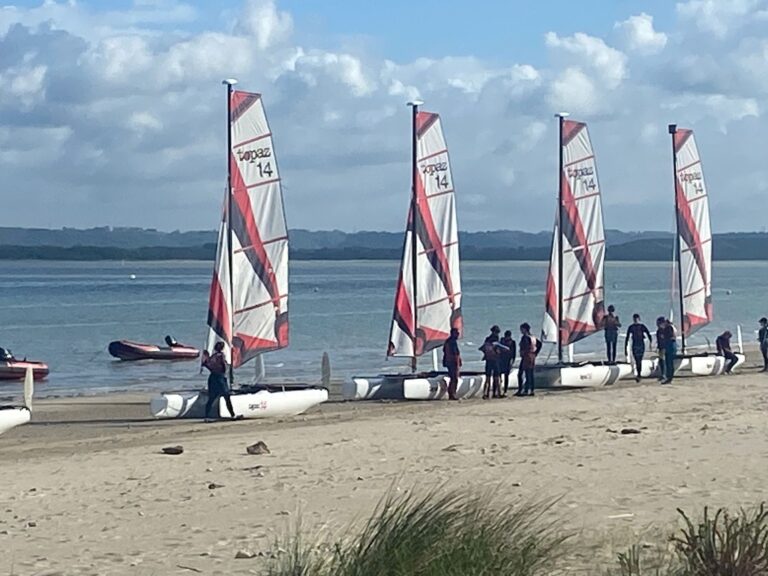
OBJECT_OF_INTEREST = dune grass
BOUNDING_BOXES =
[612,503,768,576]
[266,486,567,576]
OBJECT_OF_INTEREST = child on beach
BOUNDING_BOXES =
[516,323,542,396]
[499,330,517,398]
[201,341,237,421]
[759,318,768,372]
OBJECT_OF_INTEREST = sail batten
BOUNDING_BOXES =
[672,127,713,339]
[542,119,606,348]
[206,89,289,369]
[388,110,463,359]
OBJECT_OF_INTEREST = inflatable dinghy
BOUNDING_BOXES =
[0,359,49,381]
[109,338,200,361]
[150,384,328,419]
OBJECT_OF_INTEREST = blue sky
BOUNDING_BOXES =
[1,0,767,232]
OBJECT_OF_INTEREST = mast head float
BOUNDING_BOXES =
[407,100,424,108]
[222,78,239,86]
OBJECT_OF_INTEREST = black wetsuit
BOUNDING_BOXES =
[499,336,517,395]
[716,335,738,374]
[604,314,621,363]
[759,326,768,370]
[202,352,236,419]
[625,323,652,378]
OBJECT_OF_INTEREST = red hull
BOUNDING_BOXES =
[0,361,49,381]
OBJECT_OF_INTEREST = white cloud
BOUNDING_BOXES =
[615,13,667,54]
[545,31,627,89]
[0,0,767,232]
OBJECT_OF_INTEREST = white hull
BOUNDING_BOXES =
[150,388,328,419]
[345,373,490,401]
[0,407,30,435]
[535,362,633,388]
[679,353,746,376]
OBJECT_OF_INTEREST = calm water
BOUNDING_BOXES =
[0,260,764,396]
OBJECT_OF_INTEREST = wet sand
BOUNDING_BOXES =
[2,365,768,575]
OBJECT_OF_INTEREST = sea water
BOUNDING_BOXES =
[0,260,764,396]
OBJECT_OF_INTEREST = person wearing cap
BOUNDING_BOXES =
[516,322,542,396]
[442,327,462,400]
[479,325,506,399]
[201,341,238,421]
[603,304,621,363]
[625,313,652,382]
[759,317,768,372]
[715,330,738,374]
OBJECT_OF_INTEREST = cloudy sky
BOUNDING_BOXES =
[1,0,766,233]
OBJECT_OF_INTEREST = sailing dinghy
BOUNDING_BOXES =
[0,366,33,436]
[345,103,482,400]
[538,114,633,387]
[150,80,327,419]
[666,125,744,376]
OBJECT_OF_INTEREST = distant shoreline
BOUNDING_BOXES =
[2,244,768,262]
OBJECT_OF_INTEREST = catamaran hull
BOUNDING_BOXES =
[345,372,492,401]
[0,407,30,435]
[679,353,746,376]
[535,362,634,388]
[150,388,328,419]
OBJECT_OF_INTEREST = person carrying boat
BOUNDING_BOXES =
[715,331,738,374]
[625,314,652,382]
[442,328,462,401]
[603,305,621,363]
[759,318,768,372]
[201,341,237,421]
[656,317,677,384]
[499,330,517,398]
[516,323,542,396]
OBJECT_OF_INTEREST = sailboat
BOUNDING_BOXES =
[0,366,33,436]
[345,102,482,400]
[666,125,745,376]
[538,114,632,387]
[150,80,327,419]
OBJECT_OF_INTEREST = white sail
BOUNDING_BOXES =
[388,111,463,358]
[206,90,289,368]
[543,119,606,346]
[673,128,713,337]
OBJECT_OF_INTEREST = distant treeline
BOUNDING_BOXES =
[2,234,768,261]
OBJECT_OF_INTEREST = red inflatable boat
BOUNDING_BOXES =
[0,359,49,381]
[108,339,200,361]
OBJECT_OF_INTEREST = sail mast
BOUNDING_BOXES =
[223,78,237,384]
[669,123,686,354]
[408,100,423,373]
[556,112,569,364]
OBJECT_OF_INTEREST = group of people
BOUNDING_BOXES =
[441,323,542,400]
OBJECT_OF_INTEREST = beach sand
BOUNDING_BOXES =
[2,366,768,575]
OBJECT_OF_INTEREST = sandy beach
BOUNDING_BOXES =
[2,364,767,575]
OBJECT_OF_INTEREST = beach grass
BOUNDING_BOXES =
[611,503,768,576]
[267,486,567,576]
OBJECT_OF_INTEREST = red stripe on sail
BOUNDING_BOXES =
[561,172,598,293]
[388,269,415,356]
[207,275,231,344]
[674,129,692,153]
[415,325,450,357]
[416,111,439,138]
[675,179,708,290]
[231,90,260,123]
[545,269,559,338]
[562,120,585,147]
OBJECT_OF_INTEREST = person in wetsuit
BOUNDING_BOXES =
[479,325,504,399]
[517,323,542,396]
[715,331,739,374]
[624,314,652,382]
[442,328,462,401]
[656,317,677,384]
[759,318,768,372]
[201,341,237,421]
[603,305,621,363]
[499,330,517,398]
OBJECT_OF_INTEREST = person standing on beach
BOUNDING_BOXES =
[499,330,517,398]
[715,331,739,374]
[479,326,505,399]
[655,317,668,382]
[759,318,768,372]
[603,305,621,363]
[516,323,542,396]
[657,318,677,384]
[625,314,652,382]
[442,328,462,400]
[201,341,237,421]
